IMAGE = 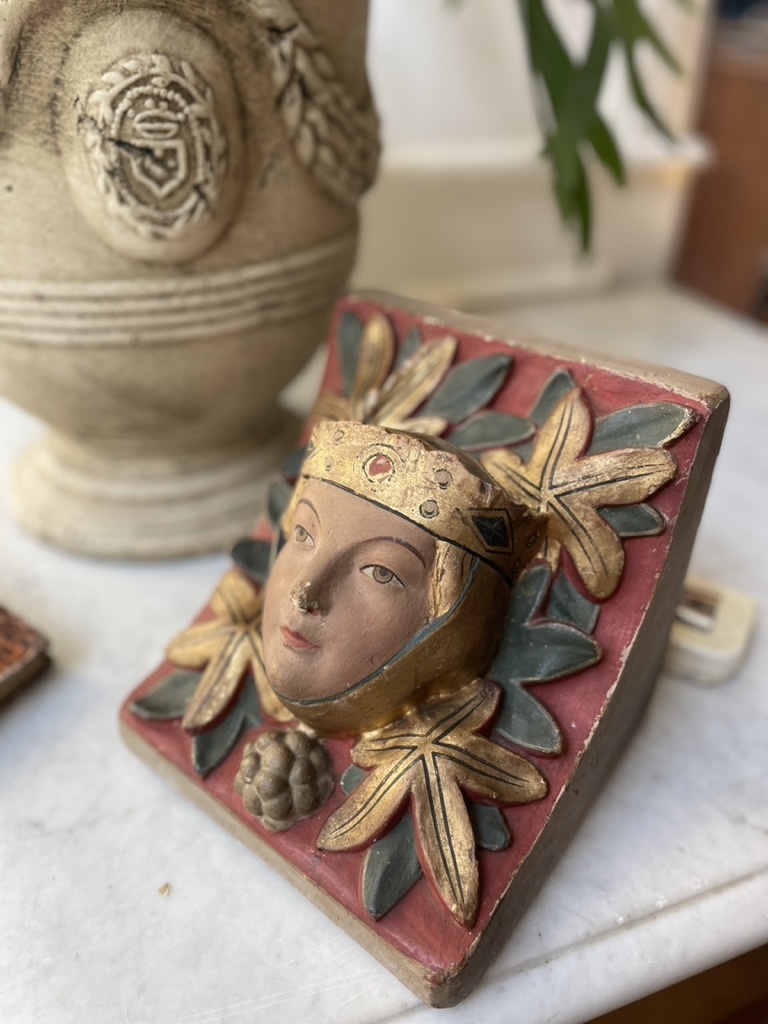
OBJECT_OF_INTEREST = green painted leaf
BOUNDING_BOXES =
[193,707,245,777]
[549,572,600,633]
[495,685,563,755]
[267,476,293,528]
[341,764,366,795]
[396,326,423,368]
[531,369,577,426]
[599,503,665,538]
[191,679,262,777]
[231,538,272,583]
[499,563,552,634]
[590,403,697,454]
[338,311,364,396]
[491,563,601,685]
[449,411,534,451]
[363,813,422,919]
[470,803,511,851]
[421,355,513,425]
[511,440,535,464]
[241,678,264,729]
[130,671,201,721]
[496,621,601,685]
[280,446,306,481]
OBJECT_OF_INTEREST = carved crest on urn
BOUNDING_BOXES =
[0,0,380,556]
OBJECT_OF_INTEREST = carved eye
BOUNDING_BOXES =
[361,564,404,588]
[293,524,314,547]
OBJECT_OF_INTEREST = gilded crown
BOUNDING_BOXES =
[297,421,544,584]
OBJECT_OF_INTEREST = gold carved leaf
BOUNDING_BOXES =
[372,335,457,430]
[166,569,291,731]
[311,390,353,426]
[318,679,546,926]
[411,765,479,926]
[483,388,677,599]
[350,312,395,407]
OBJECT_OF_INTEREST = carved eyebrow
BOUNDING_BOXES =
[296,497,319,520]
[368,536,428,568]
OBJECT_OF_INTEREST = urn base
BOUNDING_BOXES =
[8,413,299,559]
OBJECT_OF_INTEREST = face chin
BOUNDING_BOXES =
[263,614,394,702]
[261,594,321,700]
[262,590,417,703]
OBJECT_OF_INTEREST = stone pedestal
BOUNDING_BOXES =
[0,0,378,556]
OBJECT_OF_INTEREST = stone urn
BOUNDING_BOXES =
[0,0,378,557]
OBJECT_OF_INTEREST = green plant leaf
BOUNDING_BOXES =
[230,538,272,583]
[449,411,534,451]
[548,571,600,633]
[550,138,591,249]
[556,3,612,132]
[363,813,423,919]
[518,0,682,248]
[519,0,573,117]
[520,0,612,249]
[495,684,563,754]
[338,311,364,396]
[130,671,201,721]
[613,0,680,140]
[590,403,697,453]
[469,803,511,851]
[587,114,625,185]
[614,0,681,72]
[421,354,513,424]
[599,503,665,537]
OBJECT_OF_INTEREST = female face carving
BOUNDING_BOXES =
[262,479,436,702]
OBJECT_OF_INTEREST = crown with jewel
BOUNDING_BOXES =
[295,420,544,584]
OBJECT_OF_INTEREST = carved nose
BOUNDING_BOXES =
[291,584,320,614]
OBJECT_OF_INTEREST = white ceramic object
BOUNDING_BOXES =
[0,0,378,557]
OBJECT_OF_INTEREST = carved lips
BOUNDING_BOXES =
[279,626,320,652]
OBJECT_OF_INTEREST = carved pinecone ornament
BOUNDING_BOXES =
[235,728,334,831]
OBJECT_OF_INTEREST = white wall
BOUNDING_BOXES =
[354,0,711,306]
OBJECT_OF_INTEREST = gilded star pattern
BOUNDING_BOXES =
[482,387,677,599]
[318,679,547,926]
[312,311,455,435]
[166,569,291,731]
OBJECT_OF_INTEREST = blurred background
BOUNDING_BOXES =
[355,0,768,324]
